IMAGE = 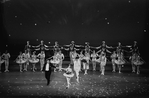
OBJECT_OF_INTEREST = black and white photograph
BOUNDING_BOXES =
[0,0,149,98]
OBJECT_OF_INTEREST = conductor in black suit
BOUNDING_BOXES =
[43,59,56,85]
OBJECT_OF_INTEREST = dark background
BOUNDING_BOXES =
[0,0,148,62]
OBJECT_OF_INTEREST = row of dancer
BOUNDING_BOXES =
[0,40,142,73]
[24,40,139,56]
[15,50,64,72]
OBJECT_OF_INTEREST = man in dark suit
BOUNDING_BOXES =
[43,59,56,85]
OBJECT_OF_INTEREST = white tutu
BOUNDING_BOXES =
[100,61,106,66]
[16,59,26,64]
[0,60,4,64]
[83,63,89,70]
[29,59,39,63]
[115,60,125,65]
[133,61,144,66]
[95,58,101,63]
[40,59,45,64]
[92,58,96,62]
[63,73,74,78]
[50,59,60,64]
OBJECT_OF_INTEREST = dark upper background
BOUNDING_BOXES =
[0,0,148,60]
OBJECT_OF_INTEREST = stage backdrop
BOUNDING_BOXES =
[1,0,148,58]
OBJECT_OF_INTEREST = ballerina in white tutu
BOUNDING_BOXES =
[129,53,144,74]
[48,52,60,72]
[61,64,74,89]
[115,51,125,73]
[29,51,39,72]
[15,52,26,72]
[22,50,30,71]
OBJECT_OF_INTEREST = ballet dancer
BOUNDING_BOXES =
[115,51,125,73]
[24,41,32,53]
[83,42,96,54]
[43,59,56,86]
[99,52,107,75]
[37,51,45,71]
[32,40,49,52]
[96,41,112,56]
[22,50,30,71]
[96,41,112,53]
[73,56,81,83]
[15,52,26,72]
[111,51,117,72]
[57,50,64,71]
[49,41,63,55]
[71,50,79,64]
[0,52,4,73]
[2,50,10,72]
[64,41,81,64]
[79,51,84,71]
[61,64,74,89]
[129,53,144,74]
[127,41,139,54]
[82,51,90,75]
[29,51,39,72]
[49,52,60,72]
[91,50,98,71]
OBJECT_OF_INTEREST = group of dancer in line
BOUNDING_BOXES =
[0,40,145,88]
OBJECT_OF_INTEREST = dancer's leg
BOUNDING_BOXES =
[132,63,135,72]
[75,71,79,83]
[118,65,121,73]
[112,60,116,72]
[4,61,9,72]
[19,64,23,72]
[33,64,36,72]
[92,61,96,71]
[137,65,140,74]
[59,61,62,71]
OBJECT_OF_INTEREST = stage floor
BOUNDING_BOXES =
[0,61,149,98]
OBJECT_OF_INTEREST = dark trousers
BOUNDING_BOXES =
[45,71,51,85]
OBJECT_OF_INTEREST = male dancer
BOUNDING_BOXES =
[43,59,56,86]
